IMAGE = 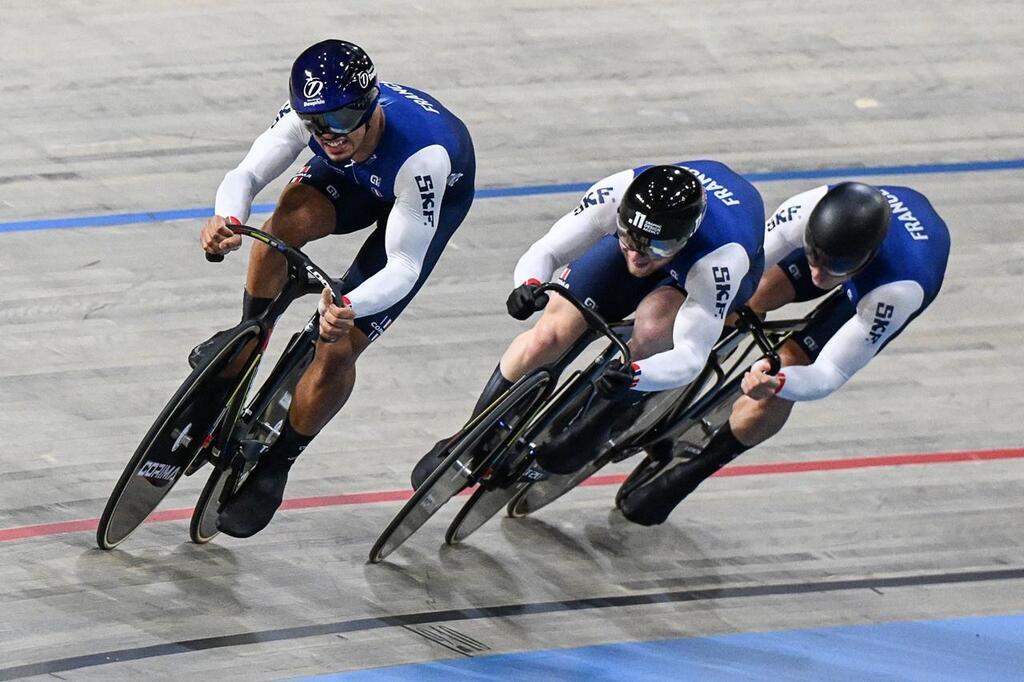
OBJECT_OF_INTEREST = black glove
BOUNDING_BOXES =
[506,279,549,320]
[597,359,638,399]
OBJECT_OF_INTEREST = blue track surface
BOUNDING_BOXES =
[2,157,1023,234]
[295,613,1024,681]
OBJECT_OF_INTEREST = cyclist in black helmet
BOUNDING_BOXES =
[411,161,766,488]
[618,181,951,526]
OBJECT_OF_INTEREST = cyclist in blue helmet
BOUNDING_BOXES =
[195,39,476,538]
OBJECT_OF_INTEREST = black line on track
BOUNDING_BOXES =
[3,567,1023,679]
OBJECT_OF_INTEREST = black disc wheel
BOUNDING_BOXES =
[368,372,550,563]
[96,322,261,550]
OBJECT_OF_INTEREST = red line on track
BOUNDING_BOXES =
[3,447,1022,544]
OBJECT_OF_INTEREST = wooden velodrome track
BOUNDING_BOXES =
[1,1,1022,679]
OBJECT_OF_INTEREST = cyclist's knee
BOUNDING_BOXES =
[265,184,336,246]
[527,302,584,359]
[630,317,672,360]
[779,339,811,367]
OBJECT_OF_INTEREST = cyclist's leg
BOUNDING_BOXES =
[524,239,673,474]
[619,278,855,525]
[190,158,377,370]
[246,158,380,303]
[629,283,685,360]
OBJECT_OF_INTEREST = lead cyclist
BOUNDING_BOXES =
[195,40,476,538]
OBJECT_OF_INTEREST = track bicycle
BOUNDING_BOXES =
[368,283,631,563]
[96,226,341,549]
[506,289,845,519]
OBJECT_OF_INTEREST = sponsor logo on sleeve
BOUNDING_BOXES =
[867,302,895,343]
[712,266,731,318]
[415,175,436,227]
[572,186,614,215]
[272,103,293,128]
[767,204,801,231]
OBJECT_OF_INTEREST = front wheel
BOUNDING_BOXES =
[368,371,551,563]
[96,322,262,550]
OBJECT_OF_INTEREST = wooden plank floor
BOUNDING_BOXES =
[1,1,1022,678]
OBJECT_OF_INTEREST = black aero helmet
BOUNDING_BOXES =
[804,182,891,277]
[617,165,707,258]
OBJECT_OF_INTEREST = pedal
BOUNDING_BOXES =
[673,439,704,460]
[238,439,270,464]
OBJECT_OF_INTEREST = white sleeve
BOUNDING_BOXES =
[343,145,451,317]
[213,103,310,223]
[634,243,751,392]
[763,185,829,268]
[512,169,633,285]
[777,280,926,401]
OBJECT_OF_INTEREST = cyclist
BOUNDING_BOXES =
[618,181,951,525]
[412,162,766,488]
[197,40,476,537]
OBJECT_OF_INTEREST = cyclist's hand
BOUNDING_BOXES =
[597,359,639,399]
[506,279,549,320]
[317,287,355,344]
[741,358,784,400]
[200,215,242,256]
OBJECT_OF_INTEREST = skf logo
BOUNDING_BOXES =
[868,302,894,344]
[767,205,801,231]
[302,71,325,101]
[712,267,731,318]
[415,175,436,228]
[272,103,292,128]
[572,186,613,215]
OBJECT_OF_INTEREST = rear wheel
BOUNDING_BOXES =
[96,322,262,550]
[368,372,550,563]
[189,356,305,544]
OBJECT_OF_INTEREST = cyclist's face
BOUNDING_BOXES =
[808,263,846,290]
[316,125,368,162]
[618,236,671,277]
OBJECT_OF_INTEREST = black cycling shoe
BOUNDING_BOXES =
[617,455,719,526]
[188,328,237,370]
[216,460,292,538]
[411,434,460,490]
[535,399,642,475]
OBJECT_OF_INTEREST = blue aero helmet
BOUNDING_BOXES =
[289,40,380,136]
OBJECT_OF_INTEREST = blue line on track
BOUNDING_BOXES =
[2,157,1022,234]
[295,612,1024,682]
